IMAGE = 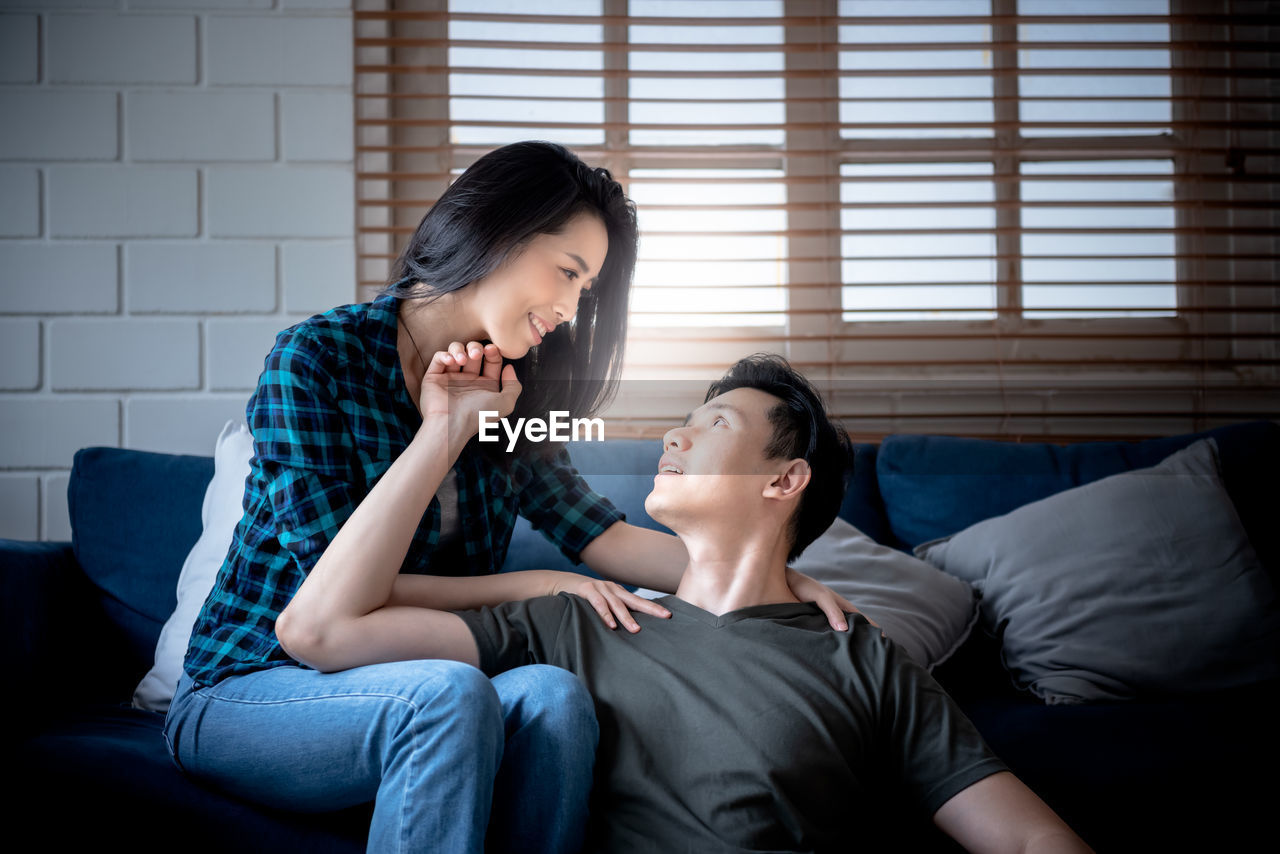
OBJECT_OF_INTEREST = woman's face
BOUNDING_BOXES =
[471,211,609,359]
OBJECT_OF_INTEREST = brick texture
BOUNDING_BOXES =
[0,15,38,84]
[0,167,40,237]
[0,399,119,469]
[49,166,199,238]
[50,319,201,391]
[128,242,276,313]
[207,16,351,86]
[128,91,276,162]
[0,320,40,390]
[1,243,120,315]
[0,92,118,160]
[48,14,197,84]
[127,396,251,456]
[0,475,39,540]
[207,166,354,238]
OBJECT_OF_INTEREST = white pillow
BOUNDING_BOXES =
[132,420,254,713]
[636,517,980,670]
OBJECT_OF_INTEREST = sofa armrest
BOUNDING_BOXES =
[1,539,123,716]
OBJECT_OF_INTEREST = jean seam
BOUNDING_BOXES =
[161,726,179,769]
[401,694,418,854]
[197,690,426,709]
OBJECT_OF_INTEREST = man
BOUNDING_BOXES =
[284,354,1093,853]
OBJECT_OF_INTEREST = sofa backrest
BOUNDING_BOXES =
[69,447,213,681]
[874,420,1280,580]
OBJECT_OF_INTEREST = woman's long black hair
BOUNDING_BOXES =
[384,141,638,463]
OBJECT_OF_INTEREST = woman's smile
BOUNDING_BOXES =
[529,312,551,344]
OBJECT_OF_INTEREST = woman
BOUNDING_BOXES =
[163,141,856,853]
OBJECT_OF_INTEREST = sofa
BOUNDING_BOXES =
[9,419,1279,852]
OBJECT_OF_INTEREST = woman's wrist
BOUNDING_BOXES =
[411,411,462,461]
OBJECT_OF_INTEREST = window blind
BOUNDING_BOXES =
[355,0,1279,443]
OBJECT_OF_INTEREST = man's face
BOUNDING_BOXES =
[644,386,784,527]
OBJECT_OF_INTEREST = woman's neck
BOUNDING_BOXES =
[400,288,486,362]
[396,290,480,404]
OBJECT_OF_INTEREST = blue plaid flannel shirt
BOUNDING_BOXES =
[182,294,625,689]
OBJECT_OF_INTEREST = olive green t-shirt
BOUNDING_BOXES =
[457,593,1007,853]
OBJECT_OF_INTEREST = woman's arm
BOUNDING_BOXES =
[579,520,687,592]
[277,341,517,664]
[388,569,669,632]
[276,415,459,654]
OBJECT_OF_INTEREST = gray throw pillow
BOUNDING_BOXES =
[789,517,980,670]
[914,438,1280,704]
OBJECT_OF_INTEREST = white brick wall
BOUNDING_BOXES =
[128,91,277,161]
[128,242,277,312]
[1,243,120,314]
[48,166,200,237]
[0,91,119,159]
[0,475,39,541]
[0,1,355,540]
[48,15,198,84]
[0,167,39,237]
[0,320,41,390]
[0,16,38,84]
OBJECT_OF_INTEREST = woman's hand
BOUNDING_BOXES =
[416,340,520,459]
[547,572,672,633]
[785,567,878,632]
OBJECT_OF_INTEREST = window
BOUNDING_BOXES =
[355,0,1279,441]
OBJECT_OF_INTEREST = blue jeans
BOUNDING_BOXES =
[163,661,597,854]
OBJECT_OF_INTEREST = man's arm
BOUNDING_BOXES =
[932,771,1095,854]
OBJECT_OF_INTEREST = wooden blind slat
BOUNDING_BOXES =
[355,10,1277,28]
[361,64,1280,79]
[360,37,1275,54]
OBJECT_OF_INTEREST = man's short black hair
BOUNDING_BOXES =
[704,353,853,563]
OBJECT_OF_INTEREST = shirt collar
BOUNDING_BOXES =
[367,291,404,391]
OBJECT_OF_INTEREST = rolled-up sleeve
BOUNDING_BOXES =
[250,327,361,575]
[513,446,626,566]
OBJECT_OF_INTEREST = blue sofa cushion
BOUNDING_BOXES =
[69,448,214,680]
[839,442,892,546]
[17,705,370,851]
[875,419,1280,572]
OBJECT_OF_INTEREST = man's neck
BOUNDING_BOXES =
[672,531,798,616]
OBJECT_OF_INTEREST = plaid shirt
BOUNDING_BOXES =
[183,294,625,689]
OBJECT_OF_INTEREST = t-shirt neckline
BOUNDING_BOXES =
[655,595,821,629]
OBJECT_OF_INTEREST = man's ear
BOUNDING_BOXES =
[762,458,811,503]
